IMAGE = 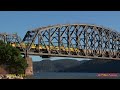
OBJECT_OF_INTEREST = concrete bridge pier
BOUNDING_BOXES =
[25,56,33,76]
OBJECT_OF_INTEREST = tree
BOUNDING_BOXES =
[0,40,28,74]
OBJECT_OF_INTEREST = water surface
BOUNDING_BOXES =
[31,72,120,79]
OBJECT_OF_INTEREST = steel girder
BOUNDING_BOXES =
[22,24,120,59]
[0,33,24,51]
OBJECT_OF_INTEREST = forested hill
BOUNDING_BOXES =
[33,59,87,72]
[33,59,120,73]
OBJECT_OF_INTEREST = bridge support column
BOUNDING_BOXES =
[25,56,33,76]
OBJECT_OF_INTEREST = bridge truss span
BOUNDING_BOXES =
[22,24,120,59]
[2,24,119,60]
[0,32,25,51]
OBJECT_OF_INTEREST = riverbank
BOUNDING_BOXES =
[0,74,24,79]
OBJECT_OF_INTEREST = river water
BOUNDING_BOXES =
[30,72,120,79]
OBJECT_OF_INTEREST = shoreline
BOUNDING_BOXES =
[0,74,25,79]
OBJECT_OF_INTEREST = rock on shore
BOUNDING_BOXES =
[0,74,24,79]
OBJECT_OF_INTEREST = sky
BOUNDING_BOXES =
[0,11,120,61]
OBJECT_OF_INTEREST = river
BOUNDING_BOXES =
[29,72,120,79]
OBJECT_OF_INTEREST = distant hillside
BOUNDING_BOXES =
[33,59,86,72]
[33,60,55,72]
[33,59,120,73]
[64,59,120,73]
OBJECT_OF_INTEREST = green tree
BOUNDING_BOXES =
[0,40,28,74]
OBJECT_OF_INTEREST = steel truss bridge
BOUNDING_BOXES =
[0,24,120,60]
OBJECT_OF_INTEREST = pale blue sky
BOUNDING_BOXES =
[0,11,120,61]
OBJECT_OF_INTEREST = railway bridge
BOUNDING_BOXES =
[0,23,120,75]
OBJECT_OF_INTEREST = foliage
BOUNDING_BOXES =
[0,40,28,74]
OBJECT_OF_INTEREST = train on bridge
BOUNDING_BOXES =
[9,42,119,58]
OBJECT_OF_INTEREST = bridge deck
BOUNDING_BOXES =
[21,52,120,60]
